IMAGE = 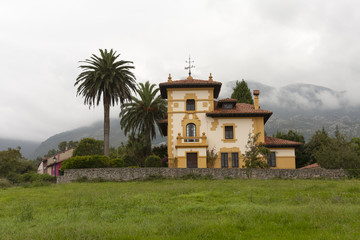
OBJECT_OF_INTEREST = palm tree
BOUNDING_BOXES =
[120,81,167,156]
[75,49,136,157]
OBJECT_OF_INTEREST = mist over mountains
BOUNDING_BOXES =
[221,81,360,140]
[0,138,40,159]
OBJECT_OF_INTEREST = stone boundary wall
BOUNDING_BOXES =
[57,168,347,183]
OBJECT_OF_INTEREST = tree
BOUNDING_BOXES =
[122,134,148,167]
[75,49,136,156]
[72,138,104,157]
[351,137,360,155]
[58,141,68,152]
[0,147,34,178]
[274,130,308,168]
[243,133,270,168]
[120,81,167,156]
[304,128,330,164]
[231,79,254,104]
[314,130,360,169]
[152,144,168,159]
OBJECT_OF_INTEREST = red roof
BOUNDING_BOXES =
[206,102,273,122]
[299,163,320,169]
[263,136,302,148]
[218,98,237,102]
[159,78,222,99]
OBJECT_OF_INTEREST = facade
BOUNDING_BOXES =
[159,74,301,169]
[37,148,74,176]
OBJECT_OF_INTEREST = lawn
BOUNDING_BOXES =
[0,179,359,240]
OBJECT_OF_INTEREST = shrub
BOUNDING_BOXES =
[123,155,138,167]
[145,155,161,167]
[6,172,21,184]
[109,158,124,168]
[0,178,11,188]
[61,155,110,170]
[19,173,55,184]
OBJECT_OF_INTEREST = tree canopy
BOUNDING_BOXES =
[231,79,254,104]
[75,49,136,156]
[120,81,167,155]
[72,138,104,157]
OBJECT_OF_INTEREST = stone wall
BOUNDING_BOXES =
[57,168,347,183]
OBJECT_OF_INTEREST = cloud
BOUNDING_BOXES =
[1,0,360,141]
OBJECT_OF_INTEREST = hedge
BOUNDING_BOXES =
[61,156,124,170]
[145,155,162,167]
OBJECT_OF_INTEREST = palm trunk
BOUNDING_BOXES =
[104,95,110,157]
[146,127,151,157]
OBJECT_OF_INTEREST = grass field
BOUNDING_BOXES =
[0,179,360,240]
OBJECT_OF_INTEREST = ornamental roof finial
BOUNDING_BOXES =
[185,55,195,77]
[168,73,172,82]
[209,73,213,82]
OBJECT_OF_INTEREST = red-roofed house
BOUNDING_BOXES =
[159,74,301,169]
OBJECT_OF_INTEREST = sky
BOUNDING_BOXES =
[1,0,360,142]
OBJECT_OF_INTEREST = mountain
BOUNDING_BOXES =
[30,81,360,158]
[0,138,40,159]
[221,81,360,140]
[30,119,166,159]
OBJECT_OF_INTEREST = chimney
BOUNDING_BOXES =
[253,90,260,110]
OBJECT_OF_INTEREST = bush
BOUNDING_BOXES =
[123,155,138,167]
[145,155,161,167]
[6,172,21,184]
[0,178,11,188]
[109,158,124,168]
[61,155,110,170]
[20,173,55,183]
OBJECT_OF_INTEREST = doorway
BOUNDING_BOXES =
[186,153,198,168]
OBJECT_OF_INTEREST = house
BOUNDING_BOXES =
[37,148,74,176]
[159,74,301,169]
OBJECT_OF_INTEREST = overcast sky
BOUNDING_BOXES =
[1,0,360,142]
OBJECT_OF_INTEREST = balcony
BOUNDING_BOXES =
[175,132,208,148]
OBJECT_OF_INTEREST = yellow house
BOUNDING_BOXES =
[159,74,301,169]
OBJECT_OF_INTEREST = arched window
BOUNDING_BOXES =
[186,123,196,142]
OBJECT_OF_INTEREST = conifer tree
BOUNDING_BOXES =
[231,79,254,104]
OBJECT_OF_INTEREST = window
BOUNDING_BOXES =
[221,153,228,168]
[223,103,233,109]
[186,99,195,111]
[186,123,196,142]
[232,153,239,168]
[267,152,276,167]
[225,126,233,139]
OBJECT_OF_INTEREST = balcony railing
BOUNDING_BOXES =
[176,132,208,147]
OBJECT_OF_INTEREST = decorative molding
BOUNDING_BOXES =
[221,123,237,143]
[210,119,219,131]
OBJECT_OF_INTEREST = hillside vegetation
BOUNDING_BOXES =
[0,179,359,239]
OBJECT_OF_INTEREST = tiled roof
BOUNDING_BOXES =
[159,78,222,99]
[263,136,302,148]
[299,163,320,169]
[206,102,273,122]
[218,98,237,102]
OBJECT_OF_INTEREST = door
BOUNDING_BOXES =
[187,153,198,168]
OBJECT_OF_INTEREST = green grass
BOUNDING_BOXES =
[1,179,360,239]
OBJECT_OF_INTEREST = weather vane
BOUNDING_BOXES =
[185,56,195,76]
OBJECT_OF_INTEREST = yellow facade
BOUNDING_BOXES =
[162,76,297,169]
